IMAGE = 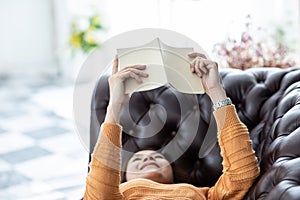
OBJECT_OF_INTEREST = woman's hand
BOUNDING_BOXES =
[104,56,148,123]
[188,52,227,104]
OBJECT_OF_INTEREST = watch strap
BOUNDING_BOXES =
[213,97,232,111]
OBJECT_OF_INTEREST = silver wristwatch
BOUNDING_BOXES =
[213,97,232,111]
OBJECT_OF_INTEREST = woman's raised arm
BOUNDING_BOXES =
[83,56,148,199]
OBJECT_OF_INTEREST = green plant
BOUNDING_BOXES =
[69,13,103,56]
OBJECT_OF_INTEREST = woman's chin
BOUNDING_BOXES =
[141,165,160,173]
[141,171,168,183]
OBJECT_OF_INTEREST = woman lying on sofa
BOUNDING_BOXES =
[83,53,260,200]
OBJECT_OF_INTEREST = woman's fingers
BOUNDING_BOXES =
[112,55,119,74]
[129,67,149,78]
[194,59,203,78]
[190,60,196,73]
[118,65,148,83]
[191,58,200,76]
[122,64,146,71]
[198,57,208,74]
[191,56,210,77]
[122,71,143,83]
[205,61,218,70]
[188,52,207,59]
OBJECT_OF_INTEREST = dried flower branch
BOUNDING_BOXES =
[213,16,296,70]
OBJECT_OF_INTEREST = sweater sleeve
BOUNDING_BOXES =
[84,123,123,200]
[208,105,260,200]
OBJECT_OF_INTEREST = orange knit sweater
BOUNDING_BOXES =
[84,105,260,199]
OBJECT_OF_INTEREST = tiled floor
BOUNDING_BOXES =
[0,74,89,200]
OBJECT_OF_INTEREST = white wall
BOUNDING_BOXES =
[103,0,299,59]
[0,0,298,77]
[0,0,57,76]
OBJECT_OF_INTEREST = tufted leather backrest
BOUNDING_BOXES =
[90,67,300,199]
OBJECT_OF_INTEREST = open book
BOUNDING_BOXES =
[117,38,205,94]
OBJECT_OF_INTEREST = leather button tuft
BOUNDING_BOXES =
[237,103,243,109]
[150,103,155,108]
[128,130,134,135]
[195,160,201,167]
[171,131,176,136]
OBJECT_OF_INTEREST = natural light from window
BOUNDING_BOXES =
[66,0,299,62]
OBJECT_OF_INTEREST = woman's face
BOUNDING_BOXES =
[126,150,174,184]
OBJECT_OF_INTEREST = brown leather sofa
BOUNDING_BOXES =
[89,67,300,199]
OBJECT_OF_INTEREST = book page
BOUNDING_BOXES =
[160,41,205,94]
[117,38,168,94]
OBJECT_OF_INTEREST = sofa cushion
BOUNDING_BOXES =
[90,67,300,199]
